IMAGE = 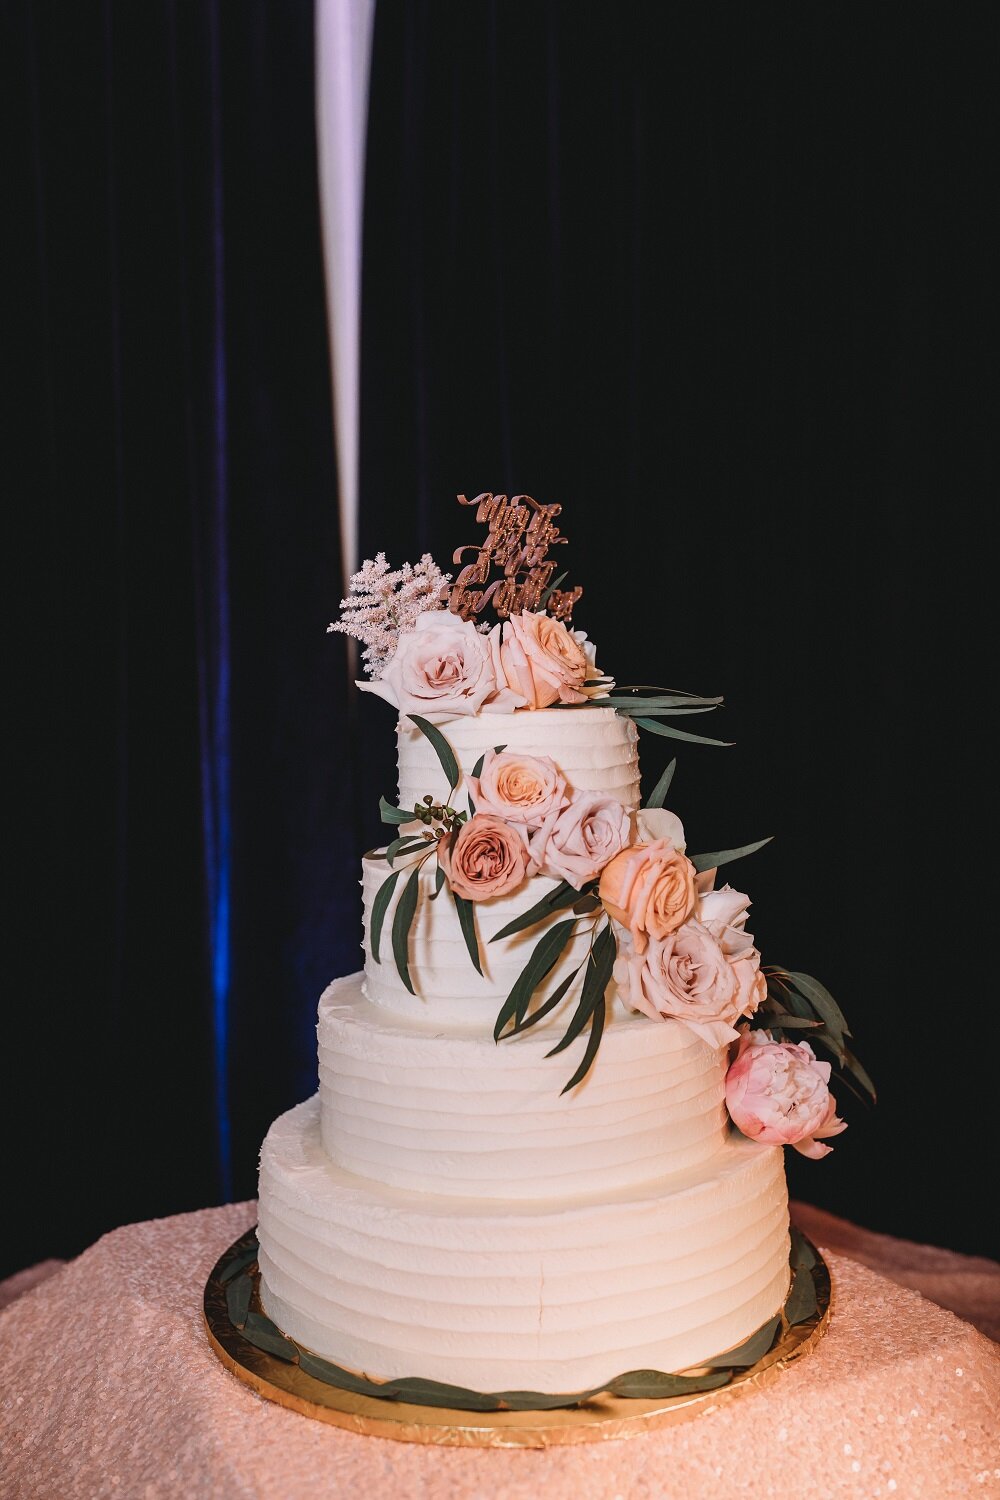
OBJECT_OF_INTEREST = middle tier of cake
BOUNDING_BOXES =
[317,974,730,1198]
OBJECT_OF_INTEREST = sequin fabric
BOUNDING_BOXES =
[1,1201,998,1498]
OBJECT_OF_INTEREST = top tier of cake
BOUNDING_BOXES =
[396,705,640,812]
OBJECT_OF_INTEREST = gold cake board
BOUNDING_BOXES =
[204,1227,832,1448]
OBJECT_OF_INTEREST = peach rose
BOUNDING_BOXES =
[466,750,568,827]
[438,814,529,901]
[599,839,697,953]
[725,1029,847,1159]
[614,920,743,1047]
[360,612,523,721]
[535,791,631,887]
[498,611,589,709]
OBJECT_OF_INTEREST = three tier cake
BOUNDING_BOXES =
[255,493,866,1399]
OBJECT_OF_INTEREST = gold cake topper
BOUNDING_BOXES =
[446,493,583,623]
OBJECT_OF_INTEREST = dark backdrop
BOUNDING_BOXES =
[5,0,996,1282]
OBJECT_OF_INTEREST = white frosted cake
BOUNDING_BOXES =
[255,495,861,1401]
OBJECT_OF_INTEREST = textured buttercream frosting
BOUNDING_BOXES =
[255,692,795,1395]
[317,974,729,1198]
[258,1096,790,1391]
[362,852,623,1027]
[396,705,640,813]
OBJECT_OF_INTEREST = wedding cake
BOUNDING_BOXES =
[255,494,867,1400]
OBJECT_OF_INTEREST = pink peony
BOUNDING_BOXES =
[438,814,529,901]
[536,791,631,887]
[360,611,522,721]
[498,611,590,709]
[725,1029,847,1159]
[466,750,568,828]
[613,919,743,1047]
[599,840,697,953]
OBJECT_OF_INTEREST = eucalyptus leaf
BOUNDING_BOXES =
[218,1241,259,1284]
[429,862,447,901]
[508,966,583,1035]
[225,1272,252,1328]
[789,1227,817,1270]
[408,714,461,790]
[784,1267,819,1324]
[491,880,581,942]
[702,1315,780,1368]
[764,1011,823,1031]
[842,1044,877,1102]
[784,971,852,1041]
[605,1368,732,1399]
[689,836,773,873]
[547,924,615,1059]
[452,890,482,975]
[493,918,578,1040]
[369,869,400,963]
[605,694,723,710]
[560,980,606,1093]
[297,1350,389,1397]
[572,892,602,915]
[385,835,428,867]
[382,1376,503,1413]
[391,865,421,995]
[613,704,721,718]
[806,1024,847,1065]
[539,570,568,606]
[379,796,411,826]
[645,757,677,809]
[241,1311,298,1362]
[766,972,813,1020]
[633,717,733,747]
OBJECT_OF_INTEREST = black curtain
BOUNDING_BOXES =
[358,2,996,1256]
[6,0,996,1280]
[6,0,356,1279]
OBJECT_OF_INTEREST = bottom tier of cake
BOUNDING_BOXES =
[257,1097,791,1392]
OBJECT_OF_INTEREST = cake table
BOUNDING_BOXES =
[1,1201,997,1499]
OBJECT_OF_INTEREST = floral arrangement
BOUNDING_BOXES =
[334,514,873,1160]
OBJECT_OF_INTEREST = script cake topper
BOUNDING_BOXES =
[445,492,583,623]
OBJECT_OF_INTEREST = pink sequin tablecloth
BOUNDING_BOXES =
[2,1200,998,1499]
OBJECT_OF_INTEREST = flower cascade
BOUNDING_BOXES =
[340,546,873,1150]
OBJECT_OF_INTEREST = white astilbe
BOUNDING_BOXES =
[327,552,451,678]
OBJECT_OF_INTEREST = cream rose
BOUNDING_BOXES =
[635,807,686,849]
[466,750,568,828]
[438,814,529,901]
[359,612,522,721]
[535,791,631,888]
[599,839,697,953]
[498,611,589,709]
[572,629,615,698]
[697,879,753,957]
[614,919,743,1047]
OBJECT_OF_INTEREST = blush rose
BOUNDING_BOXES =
[437,814,529,901]
[725,1029,848,1158]
[613,919,743,1047]
[360,611,522,720]
[535,791,631,888]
